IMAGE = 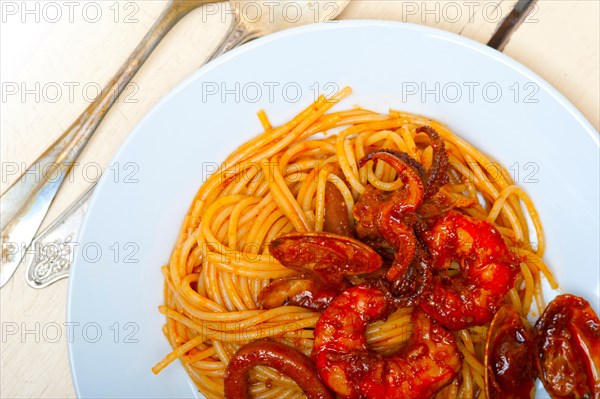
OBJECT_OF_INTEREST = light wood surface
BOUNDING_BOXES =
[1,1,598,398]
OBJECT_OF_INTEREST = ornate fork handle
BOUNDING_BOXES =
[25,185,95,288]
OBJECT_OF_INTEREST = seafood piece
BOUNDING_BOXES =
[357,149,425,216]
[312,285,462,399]
[268,232,382,287]
[535,294,600,399]
[420,211,521,330]
[324,165,352,237]
[260,233,382,310]
[354,150,425,282]
[377,207,419,282]
[257,276,340,312]
[416,126,450,199]
[484,305,537,399]
[352,184,402,256]
[387,244,432,307]
[224,340,334,399]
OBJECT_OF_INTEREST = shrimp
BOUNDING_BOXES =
[259,233,382,311]
[312,285,462,399]
[224,340,334,399]
[420,210,521,330]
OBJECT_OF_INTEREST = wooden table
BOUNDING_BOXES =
[1,1,598,397]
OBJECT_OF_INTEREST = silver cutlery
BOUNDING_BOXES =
[25,185,95,288]
[0,0,222,288]
[5,0,351,289]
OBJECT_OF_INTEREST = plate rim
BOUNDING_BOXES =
[66,19,600,397]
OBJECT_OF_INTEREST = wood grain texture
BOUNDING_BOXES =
[1,1,598,398]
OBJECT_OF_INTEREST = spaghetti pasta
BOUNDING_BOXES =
[153,87,552,399]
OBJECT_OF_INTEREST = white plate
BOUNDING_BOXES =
[68,20,599,398]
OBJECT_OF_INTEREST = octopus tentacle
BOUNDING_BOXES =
[416,126,449,199]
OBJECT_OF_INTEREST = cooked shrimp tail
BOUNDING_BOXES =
[420,211,521,330]
[313,285,462,399]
